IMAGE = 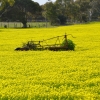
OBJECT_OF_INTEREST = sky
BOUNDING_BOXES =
[33,0,56,5]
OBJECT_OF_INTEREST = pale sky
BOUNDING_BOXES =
[33,0,56,5]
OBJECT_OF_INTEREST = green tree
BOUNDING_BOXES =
[1,0,42,27]
[75,0,91,22]
[67,3,80,23]
[55,0,75,24]
[43,2,59,25]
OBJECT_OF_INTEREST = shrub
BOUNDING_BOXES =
[67,39,75,50]
[22,41,37,50]
[61,39,75,50]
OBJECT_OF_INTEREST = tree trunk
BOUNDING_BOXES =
[22,23,27,28]
[22,19,27,28]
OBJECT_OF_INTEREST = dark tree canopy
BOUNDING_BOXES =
[0,0,42,27]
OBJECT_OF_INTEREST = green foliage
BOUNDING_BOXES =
[45,2,59,25]
[0,0,42,28]
[58,15,67,25]
[60,39,67,47]
[0,0,14,10]
[22,41,37,50]
[61,39,75,50]
[67,39,75,50]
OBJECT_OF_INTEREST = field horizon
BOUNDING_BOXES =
[0,22,100,100]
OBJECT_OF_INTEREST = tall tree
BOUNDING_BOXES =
[55,0,76,24]
[67,3,80,23]
[1,0,42,27]
[75,0,91,22]
[42,2,59,25]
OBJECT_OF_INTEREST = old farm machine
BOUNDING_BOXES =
[15,34,75,51]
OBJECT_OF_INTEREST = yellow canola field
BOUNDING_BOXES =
[0,22,100,100]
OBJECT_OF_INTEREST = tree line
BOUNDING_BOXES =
[0,0,100,27]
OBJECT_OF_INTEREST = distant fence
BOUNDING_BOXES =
[0,22,50,28]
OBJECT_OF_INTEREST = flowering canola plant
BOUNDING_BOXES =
[0,22,100,99]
